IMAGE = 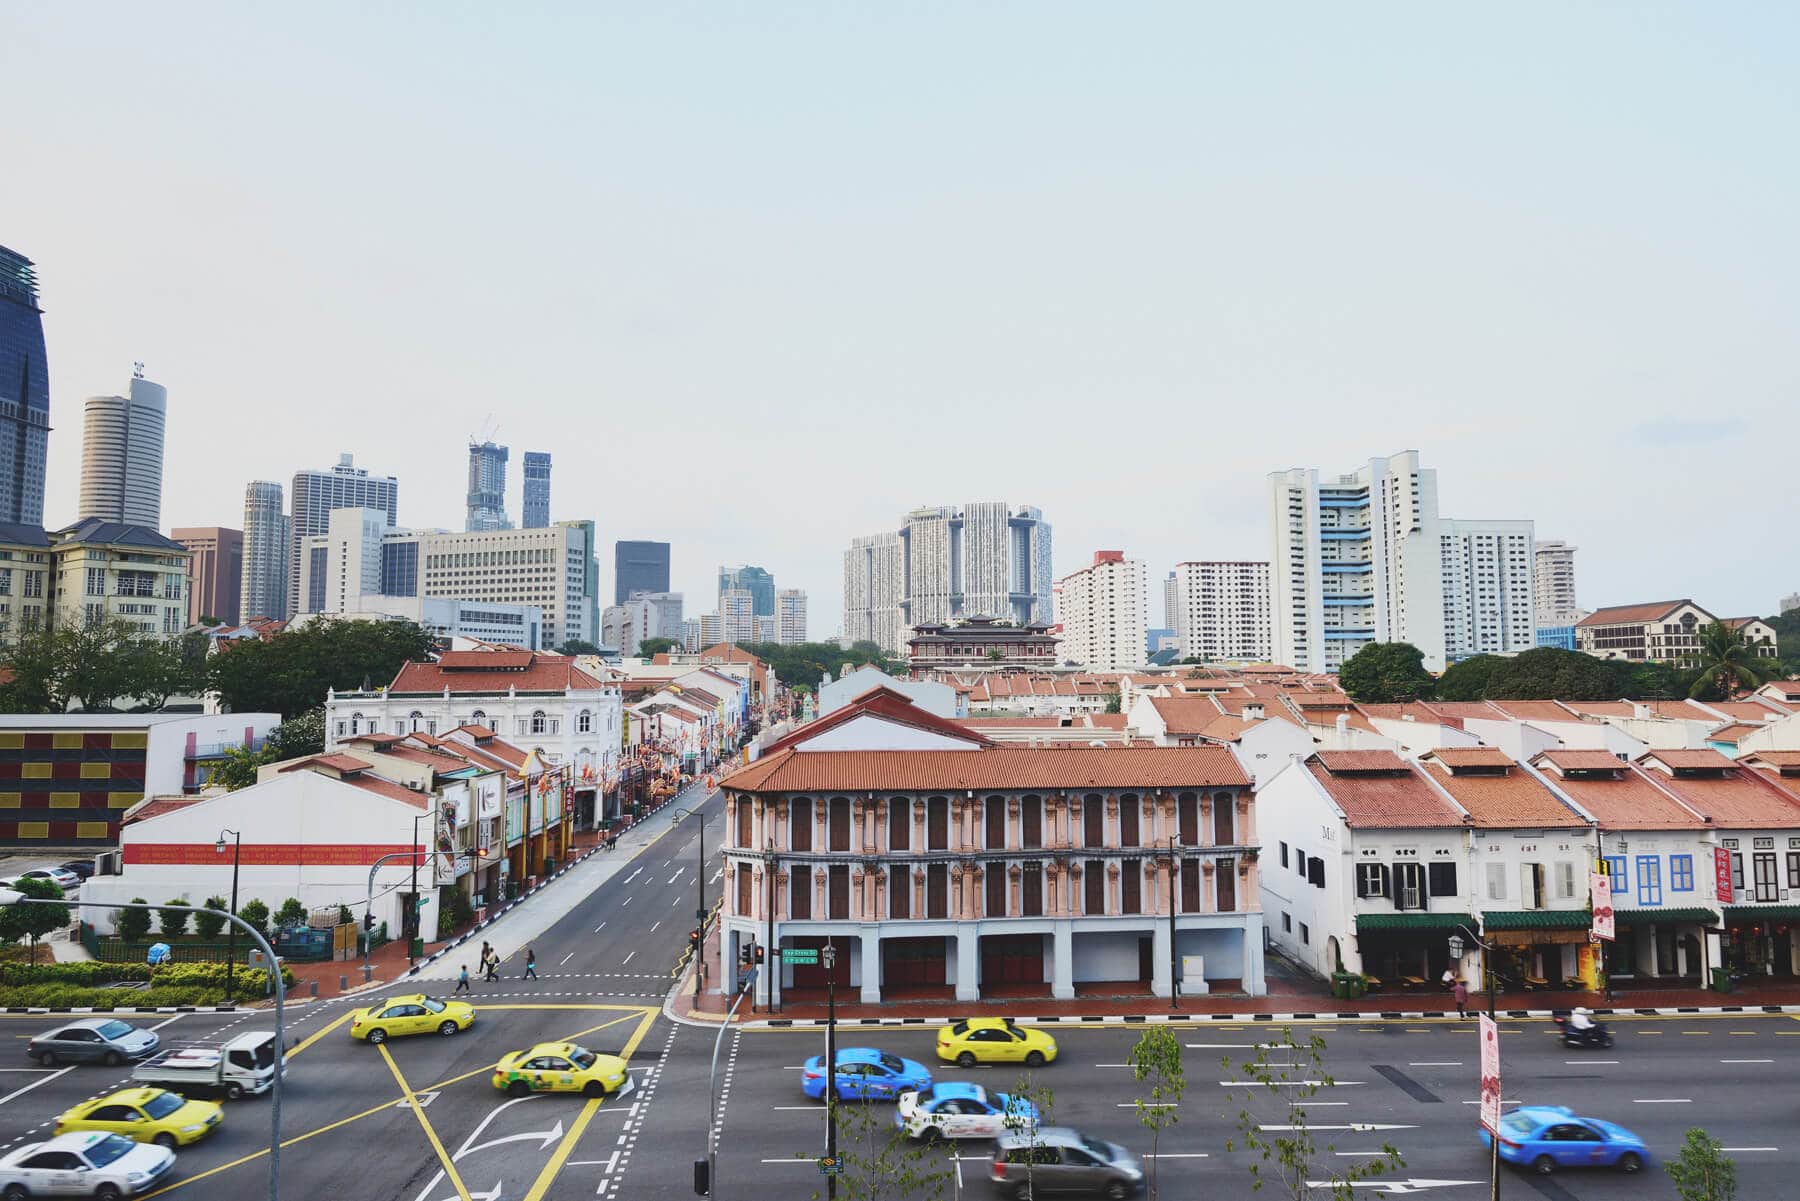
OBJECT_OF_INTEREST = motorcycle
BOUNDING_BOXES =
[1553,1016,1615,1049]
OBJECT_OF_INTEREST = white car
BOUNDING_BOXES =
[16,867,79,891]
[0,1131,175,1199]
[895,1083,1040,1141]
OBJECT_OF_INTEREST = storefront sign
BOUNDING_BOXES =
[1478,1014,1501,1134]
[1715,846,1734,904]
[454,853,473,878]
[477,776,502,821]
[1590,870,1614,942]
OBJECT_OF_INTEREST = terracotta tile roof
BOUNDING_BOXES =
[1576,599,1701,627]
[1425,747,1515,768]
[123,796,205,826]
[436,650,537,670]
[369,744,478,772]
[1422,701,1509,720]
[1419,757,1586,829]
[1561,699,1719,722]
[1762,680,1800,699]
[1087,714,1130,730]
[1306,755,1467,828]
[389,656,605,695]
[1359,702,1467,728]
[1194,714,1256,743]
[1290,692,1355,709]
[1639,761,1800,827]
[1743,751,1800,769]
[722,746,1249,793]
[1639,749,1737,771]
[1148,696,1228,735]
[1528,754,1703,830]
[280,754,379,775]
[343,732,405,746]
[676,687,721,707]
[1706,723,1764,745]
[1534,750,1630,771]
[762,688,990,755]
[450,724,496,740]
[345,773,429,807]
[1706,700,1790,720]
[1483,700,1579,722]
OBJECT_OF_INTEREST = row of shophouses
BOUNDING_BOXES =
[715,679,1800,1008]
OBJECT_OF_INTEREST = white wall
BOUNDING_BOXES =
[795,716,981,753]
[1367,717,1482,757]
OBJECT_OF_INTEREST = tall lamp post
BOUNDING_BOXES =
[216,828,242,1003]
[408,806,437,964]
[822,938,839,1201]
[1167,835,1180,1010]
[1448,927,1500,1201]
[672,806,708,1003]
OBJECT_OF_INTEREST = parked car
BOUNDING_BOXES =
[990,1127,1144,1199]
[0,1132,174,1199]
[28,1020,160,1067]
[55,1087,223,1148]
[16,867,80,890]
[897,1082,1038,1140]
[1481,1106,1649,1175]
[801,1047,932,1101]
[60,860,98,881]
[938,1018,1059,1068]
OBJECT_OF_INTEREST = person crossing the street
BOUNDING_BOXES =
[524,947,539,980]
[455,964,471,993]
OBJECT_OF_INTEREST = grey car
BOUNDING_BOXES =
[27,1019,159,1067]
[990,1127,1144,1199]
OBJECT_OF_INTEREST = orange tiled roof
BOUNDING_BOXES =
[1640,761,1800,827]
[1707,700,1790,720]
[1706,723,1764,745]
[280,753,377,775]
[1744,751,1800,768]
[762,687,990,754]
[1575,600,1702,628]
[1535,758,1706,830]
[1306,755,1466,828]
[722,746,1249,793]
[345,773,430,807]
[389,657,606,695]
[1147,696,1228,735]
[1314,750,1411,774]
[1483,700,1579,723]
[1762,680,1800,699]
[1422,701,1509,720]
[1640,749,1737,770]
[1534,750,1629,771]
[1419,756,1586,829]
[123,796,205,825]
[1426,747,1515,768]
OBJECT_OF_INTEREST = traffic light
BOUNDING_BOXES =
[363,913,375,932]
[739,942,752,966]
[689,928,701,951]
[753,944,765,965]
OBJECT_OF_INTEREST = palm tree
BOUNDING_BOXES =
[1688,621,1779,699]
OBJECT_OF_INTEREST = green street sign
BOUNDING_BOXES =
[781,948,819,965]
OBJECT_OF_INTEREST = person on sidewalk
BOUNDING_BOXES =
[1452,978,1468,1018]
[524,948,539,980]
[455,965,472,993]
[484,949,499,982]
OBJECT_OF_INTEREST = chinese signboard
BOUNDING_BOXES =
[1478,1014,1502,1134]
[1590,869,1614,942]
[1715,846,1734,904]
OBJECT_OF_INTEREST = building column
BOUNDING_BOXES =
[860,929,882,1004]
[955,929,980,1002]
[1242,918,1265,996]
[1051,923,1074,1001]
[1151,922,1172,998]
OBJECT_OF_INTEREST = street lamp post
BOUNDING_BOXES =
[0,894,287,1200]
[672,806,708,1003]
[1449,927,1500,1201]
[1167,835,1179,1010]
[822,938,839,1201]
[408,806,437,964]
[215,828,241,1003]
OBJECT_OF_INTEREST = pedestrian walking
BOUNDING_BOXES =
[455,965,472,993]
[1452,979,1468,1018]
[524,948,539,980]
[484,950,499,981]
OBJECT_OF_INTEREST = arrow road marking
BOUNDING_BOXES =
[1222,1080,1361,1087]
[668,872,682,884]
[461,1121,566,1157]
[1261,1124,1415,1132]
[624,868,643,884]
[410,1095,545,1201]
[395,1091,441,1110]
[1305,1179,1483,1194]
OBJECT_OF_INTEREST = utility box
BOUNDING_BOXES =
[1178,954,1208,996]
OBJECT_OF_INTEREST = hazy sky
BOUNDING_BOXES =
[10,4,1798,635]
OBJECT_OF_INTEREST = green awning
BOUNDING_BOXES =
[1723,905,1800,921]
[1480,910,1592,930]
[1355,912,1475,933]
[1615,908,1716,924]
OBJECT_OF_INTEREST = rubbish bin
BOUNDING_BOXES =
[544,856,557,876]
[408,937,424,959]
[1711,967,1734,994]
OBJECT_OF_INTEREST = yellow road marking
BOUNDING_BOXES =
[522,1006,660,1201]
[380,1043,473,1201]
[288,1010,354,1058]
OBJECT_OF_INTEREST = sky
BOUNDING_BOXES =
[9,4,1799,636]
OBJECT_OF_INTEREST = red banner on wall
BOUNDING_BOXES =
[124,843,420,867]
[1590,870,1615,942]
[1715,846,1734,904]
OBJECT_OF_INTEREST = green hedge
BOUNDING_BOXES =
[0,984,229,1008]
[0,961,295,998]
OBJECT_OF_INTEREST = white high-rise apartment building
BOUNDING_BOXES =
[1171,561,1272,662]
[603,591,683,656]
[288,454,398,618]
[1269,450,1534,672]
[1055,551,1147,671]
[698,613,723,645]
[776,588,807,645]
[843,502,1052,655]
[719,589,755,642]
[240,480,290,622]
[1534,540,1582,626]
[77,370,166,528]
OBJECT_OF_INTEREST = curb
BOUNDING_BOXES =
[742,1003,1800,1028]
[405,844,601,977]
[3,1005,241,1015]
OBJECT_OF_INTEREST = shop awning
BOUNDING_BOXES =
[1355,912,1475,933]
[1480,910,1592,931]
[1723,905,1800,921]
[1615,907,1717,924]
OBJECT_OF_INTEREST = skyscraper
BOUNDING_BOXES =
[78,368,167,527]
[843,531,904,654]
[1170,561,1272,662]
[240,480,290,622]
[557,519,599,643]
[1057,551,1148,671]
[776,588,808,645]
[173,526,243,626]
[719,589,756,643]
[521,452,551,528]
[287,454,398,619]
[1533,541,1582,627]
[0,246,50,526]
[466,440,510,531]
[718,565,775,617]
[614,540,670,606]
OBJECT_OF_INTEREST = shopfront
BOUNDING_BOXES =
[1480,911,1598,991]
[1352,912,1474,988]
[1607,909,1714,983]
[1722,906,1800,977]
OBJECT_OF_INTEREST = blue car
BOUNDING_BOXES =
[1481,1106,1649,1175]
[801,1048,932,1101]
[895,1082,1039,1140]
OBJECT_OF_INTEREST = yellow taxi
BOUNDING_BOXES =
[492,1042,634,1099]
[936,1018,1059,1068]
[54,1087,223,1148]
[349,994,476,1044]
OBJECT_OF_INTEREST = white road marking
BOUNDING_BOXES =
[624,867,643,884]
[1722,1147,1779,1152]
[149,1013,188,1031]
[623,951,636,966]
[593,921,607,932]
[1116,1102,1179,1108]
[650,921,661,933]
[672,895,681,906]
[1569,1059,1618,1065]
[1632,1098,1691,1104]
[1094,1063,1132,1068]
[1408,1061,1461,1067]
[1260,1123,1414,1132]
[1721,1058,1774,1064]
[1189,1042,1280,1049]
[663,859,673,867]
[710,868,722,883]
[560,952,574,966]
[772,1105,821,1111]
[668,872,682,885]
[0,1066,72,1107]
[1221,1079,1360,1087]
[1144,1153,1210,1159]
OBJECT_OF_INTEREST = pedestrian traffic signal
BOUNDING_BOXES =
[689,928,701,950]
[753,944,765,965]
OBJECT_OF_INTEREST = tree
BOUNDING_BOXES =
[810,1094,950,1201]
[116,897,153,944]
[206,708,328,791]
[556,639,602,656]
[195,897,229,940]
[1129,1026,1185,1200]
[0,877,70,963]
[274,897,308,929]
[985,648,1005,662]
[0,619,202,713]
[1688,621,1779,700]
[1433,654,1506,701]
[237,899,270,938]
[1666,1127,1737,1201]
[636,637,681,658]
[158,899,192,936]
[1001,1074,1056,1198]
[207,617,436,718]
[739,641,904,693]
[1226,1027,1402,1198]
[1337,643,1434,704]
[1104,686,1123,714]
[1485,646,1617,701]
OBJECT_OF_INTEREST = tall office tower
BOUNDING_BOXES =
[521,452,551,528]
[1269,450,1533,672]
[557,520,599,642]
[78,367,166,527]
[718,565,775,616]
[0,246,50,526]
[465,440,510,532]
[1533,540,1582,626]
[842,531,904,655]
[173,527,243,626]
[287,454,398,619]
[719,589,756,642]
[1056,551,1148,671]
[240,481,290,621]
[417,523,596,649]
[614,540,670,606]
[1170,561,1273,662]
[776,588,807,645]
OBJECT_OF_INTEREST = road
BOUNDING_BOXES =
[0,783,1790,1201]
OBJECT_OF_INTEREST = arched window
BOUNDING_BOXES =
[577,710,593,734]
[350,713,364,735]
[470,709,487,727]
[408,710,424,732]
[530,711,548,735]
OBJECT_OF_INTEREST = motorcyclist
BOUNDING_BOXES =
[1569,1006,1596,1034]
